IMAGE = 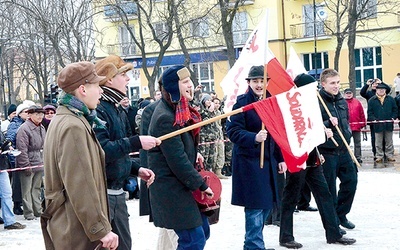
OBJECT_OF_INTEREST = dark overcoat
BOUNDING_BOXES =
[226,88,282,209]
[367,95,398,133]
[148,99,206,230]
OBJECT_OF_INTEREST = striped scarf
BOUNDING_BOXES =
[101,86,126,104]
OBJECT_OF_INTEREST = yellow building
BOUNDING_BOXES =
[93,0,400,101]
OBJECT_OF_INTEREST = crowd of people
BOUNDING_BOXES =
[1,55,400,250]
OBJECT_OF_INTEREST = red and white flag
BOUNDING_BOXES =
[251,82,326,172]
[221,11,295,113]
[286,46,308,80]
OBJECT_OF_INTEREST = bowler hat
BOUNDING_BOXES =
[58,62,106,93]
[162,65,191,103]
[293,73,316,87]
[246,66,266,80]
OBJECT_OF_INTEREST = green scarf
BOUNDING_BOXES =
[58,91,106,129]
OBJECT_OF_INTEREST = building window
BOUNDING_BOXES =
[355,46,382,88]
[190,18,209,38]
[302,52,329,71]
[232,12,249,45]
[357,0,377,19]
[119,26,136,56]
[191,63,214,93]
[154,22,168,39]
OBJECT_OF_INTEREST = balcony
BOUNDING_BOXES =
[228,0,255,8]
[104,2,138,21]
[107,43,138,57]
[290,21,332,42]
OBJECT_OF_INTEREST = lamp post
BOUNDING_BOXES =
[313,0,318,79]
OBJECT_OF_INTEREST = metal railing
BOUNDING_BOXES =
[290,21,332,39]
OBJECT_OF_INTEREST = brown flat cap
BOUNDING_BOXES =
[95,55,133,85]
[58,62,106,93]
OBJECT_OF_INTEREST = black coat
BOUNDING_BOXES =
[95,100,142,190]
[139,100,159,217]
[367,95,398,133]
[318,89,352,153]
[226,87,283,209]
[147,99,207,230]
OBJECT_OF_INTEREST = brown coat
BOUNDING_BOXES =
[43,106,111,249]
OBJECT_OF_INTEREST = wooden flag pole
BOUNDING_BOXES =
[259,66,269,169]
[157,107,245,141]
[316,92,361,168]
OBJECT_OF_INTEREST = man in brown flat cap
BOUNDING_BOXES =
[94,55,161,249]
[42,62,119,250]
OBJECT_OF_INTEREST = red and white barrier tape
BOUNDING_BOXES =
[350,120,398,125]
[0,164,44,173]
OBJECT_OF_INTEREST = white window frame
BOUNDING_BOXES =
[190,18,209,38]
[154,22,168,39]
[191,63,214,93]
[355,46,382,86]
[119,25,136,56]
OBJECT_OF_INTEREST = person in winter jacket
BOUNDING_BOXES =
[343,88,366,163]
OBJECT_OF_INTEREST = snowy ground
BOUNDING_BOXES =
[1,138,400,249]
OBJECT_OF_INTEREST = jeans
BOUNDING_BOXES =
[175,213,210,250]
[0,171,16,226]
[244,208,271,250]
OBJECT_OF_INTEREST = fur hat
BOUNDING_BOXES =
[95,55,133,85]
[7,104,17,116]
[294,73,316,87]
[246,65,266,80]
[58,62,106,93]
[162,65,190,103]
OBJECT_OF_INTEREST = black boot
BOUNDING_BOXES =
[13,202,23,215]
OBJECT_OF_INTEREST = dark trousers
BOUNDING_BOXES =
[174,213,210,250]
[322,152,358,223]
[297,183,311,209]
[10,160,22,204]
[108,193,131,250]
[280,166,342,243]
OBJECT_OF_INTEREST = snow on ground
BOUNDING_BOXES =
[1,167,400,250]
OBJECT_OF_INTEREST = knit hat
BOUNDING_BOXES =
[246,65,266,80]
[293,73,317,87]
[58,62,106,93]
[200,93,212,106]
[16,100,35,117]
[95,55,133,85]
[7,104,17,116]
[162,65,191,103]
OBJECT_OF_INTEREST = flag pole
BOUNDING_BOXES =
[316,92,361,168]
[259,66,268,169]
[157,106,247,141]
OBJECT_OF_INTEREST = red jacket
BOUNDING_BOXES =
[345,98,366,131]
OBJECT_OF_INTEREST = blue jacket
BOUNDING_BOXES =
[226,87,283,209]
[94,100,142,190]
